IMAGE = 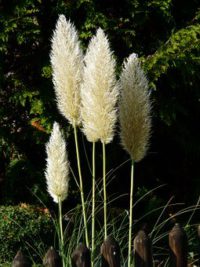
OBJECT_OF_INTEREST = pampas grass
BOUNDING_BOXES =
[45,122,70,267]
[80,28,119,249]
[119,53,151,267]
[119,53,151,162]
[50,14,83,126]
[45,122,69,203]
[48,16,152,267]
[50,14,89,247]
[81,28,118,144]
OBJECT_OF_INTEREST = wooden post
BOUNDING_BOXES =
[169,223,187,267]
[101,235,120,267]
[43,246,62,267]
[133,230,153,267]
[12,250,31,267]
[71,243,91,267]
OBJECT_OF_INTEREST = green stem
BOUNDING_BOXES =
[102,142,107,239]
[58,198,65,267]
[91,142,96,267]
[128,160,134,267]
[73,124,89,248]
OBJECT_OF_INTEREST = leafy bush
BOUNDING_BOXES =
[0,204,54,264]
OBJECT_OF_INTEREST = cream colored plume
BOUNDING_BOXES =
[81,28,118,144]
[119,54,151,162]
[45,122,70,203]
[50,15,83,126]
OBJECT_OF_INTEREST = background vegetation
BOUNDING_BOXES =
[0,0,200,211]
[0,204,53,263]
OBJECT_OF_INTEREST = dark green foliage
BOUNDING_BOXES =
[0,0,69,204]
[0,205,54,263]
[144,23,200,86]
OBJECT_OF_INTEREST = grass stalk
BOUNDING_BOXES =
[91,142,96,267]
[128,160,134,267]
[73,124,89,247]
[186,196,200,226]
[58,197,65,267]
[102,141,107,239]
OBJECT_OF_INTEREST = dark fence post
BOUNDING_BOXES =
[133,230,153,267]
[169,223,187,267]
[43,246,62,267]
[71,243,91,267]
[12,250,31,267]
[101,235,120,267]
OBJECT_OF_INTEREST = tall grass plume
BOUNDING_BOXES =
[81,28,118,144]
[50,14,83,126]
[119,53,151,162]
[80,28,119,244]
[45,121,70,267]
[45,122,70,203]
[119,53,151,267]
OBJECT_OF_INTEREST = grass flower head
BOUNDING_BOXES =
[50,15,83,126]
[81,28,119,144]
[45,122,70,203]
[119,53,151,162]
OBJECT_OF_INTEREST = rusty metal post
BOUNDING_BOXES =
[169,223,188,267]
[12,250,31,267]
[101,235,120,267]
[43,246,62,267]
[133,230,153,267]
[71,243,91,267]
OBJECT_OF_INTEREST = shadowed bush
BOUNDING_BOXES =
[0,204,54,264]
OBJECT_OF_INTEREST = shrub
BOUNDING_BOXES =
[0,204,54,263]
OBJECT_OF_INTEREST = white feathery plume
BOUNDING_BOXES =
[50,15,83,126]
[81,28,119,144]
[119,53,151,162]
[45,122,70,203]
